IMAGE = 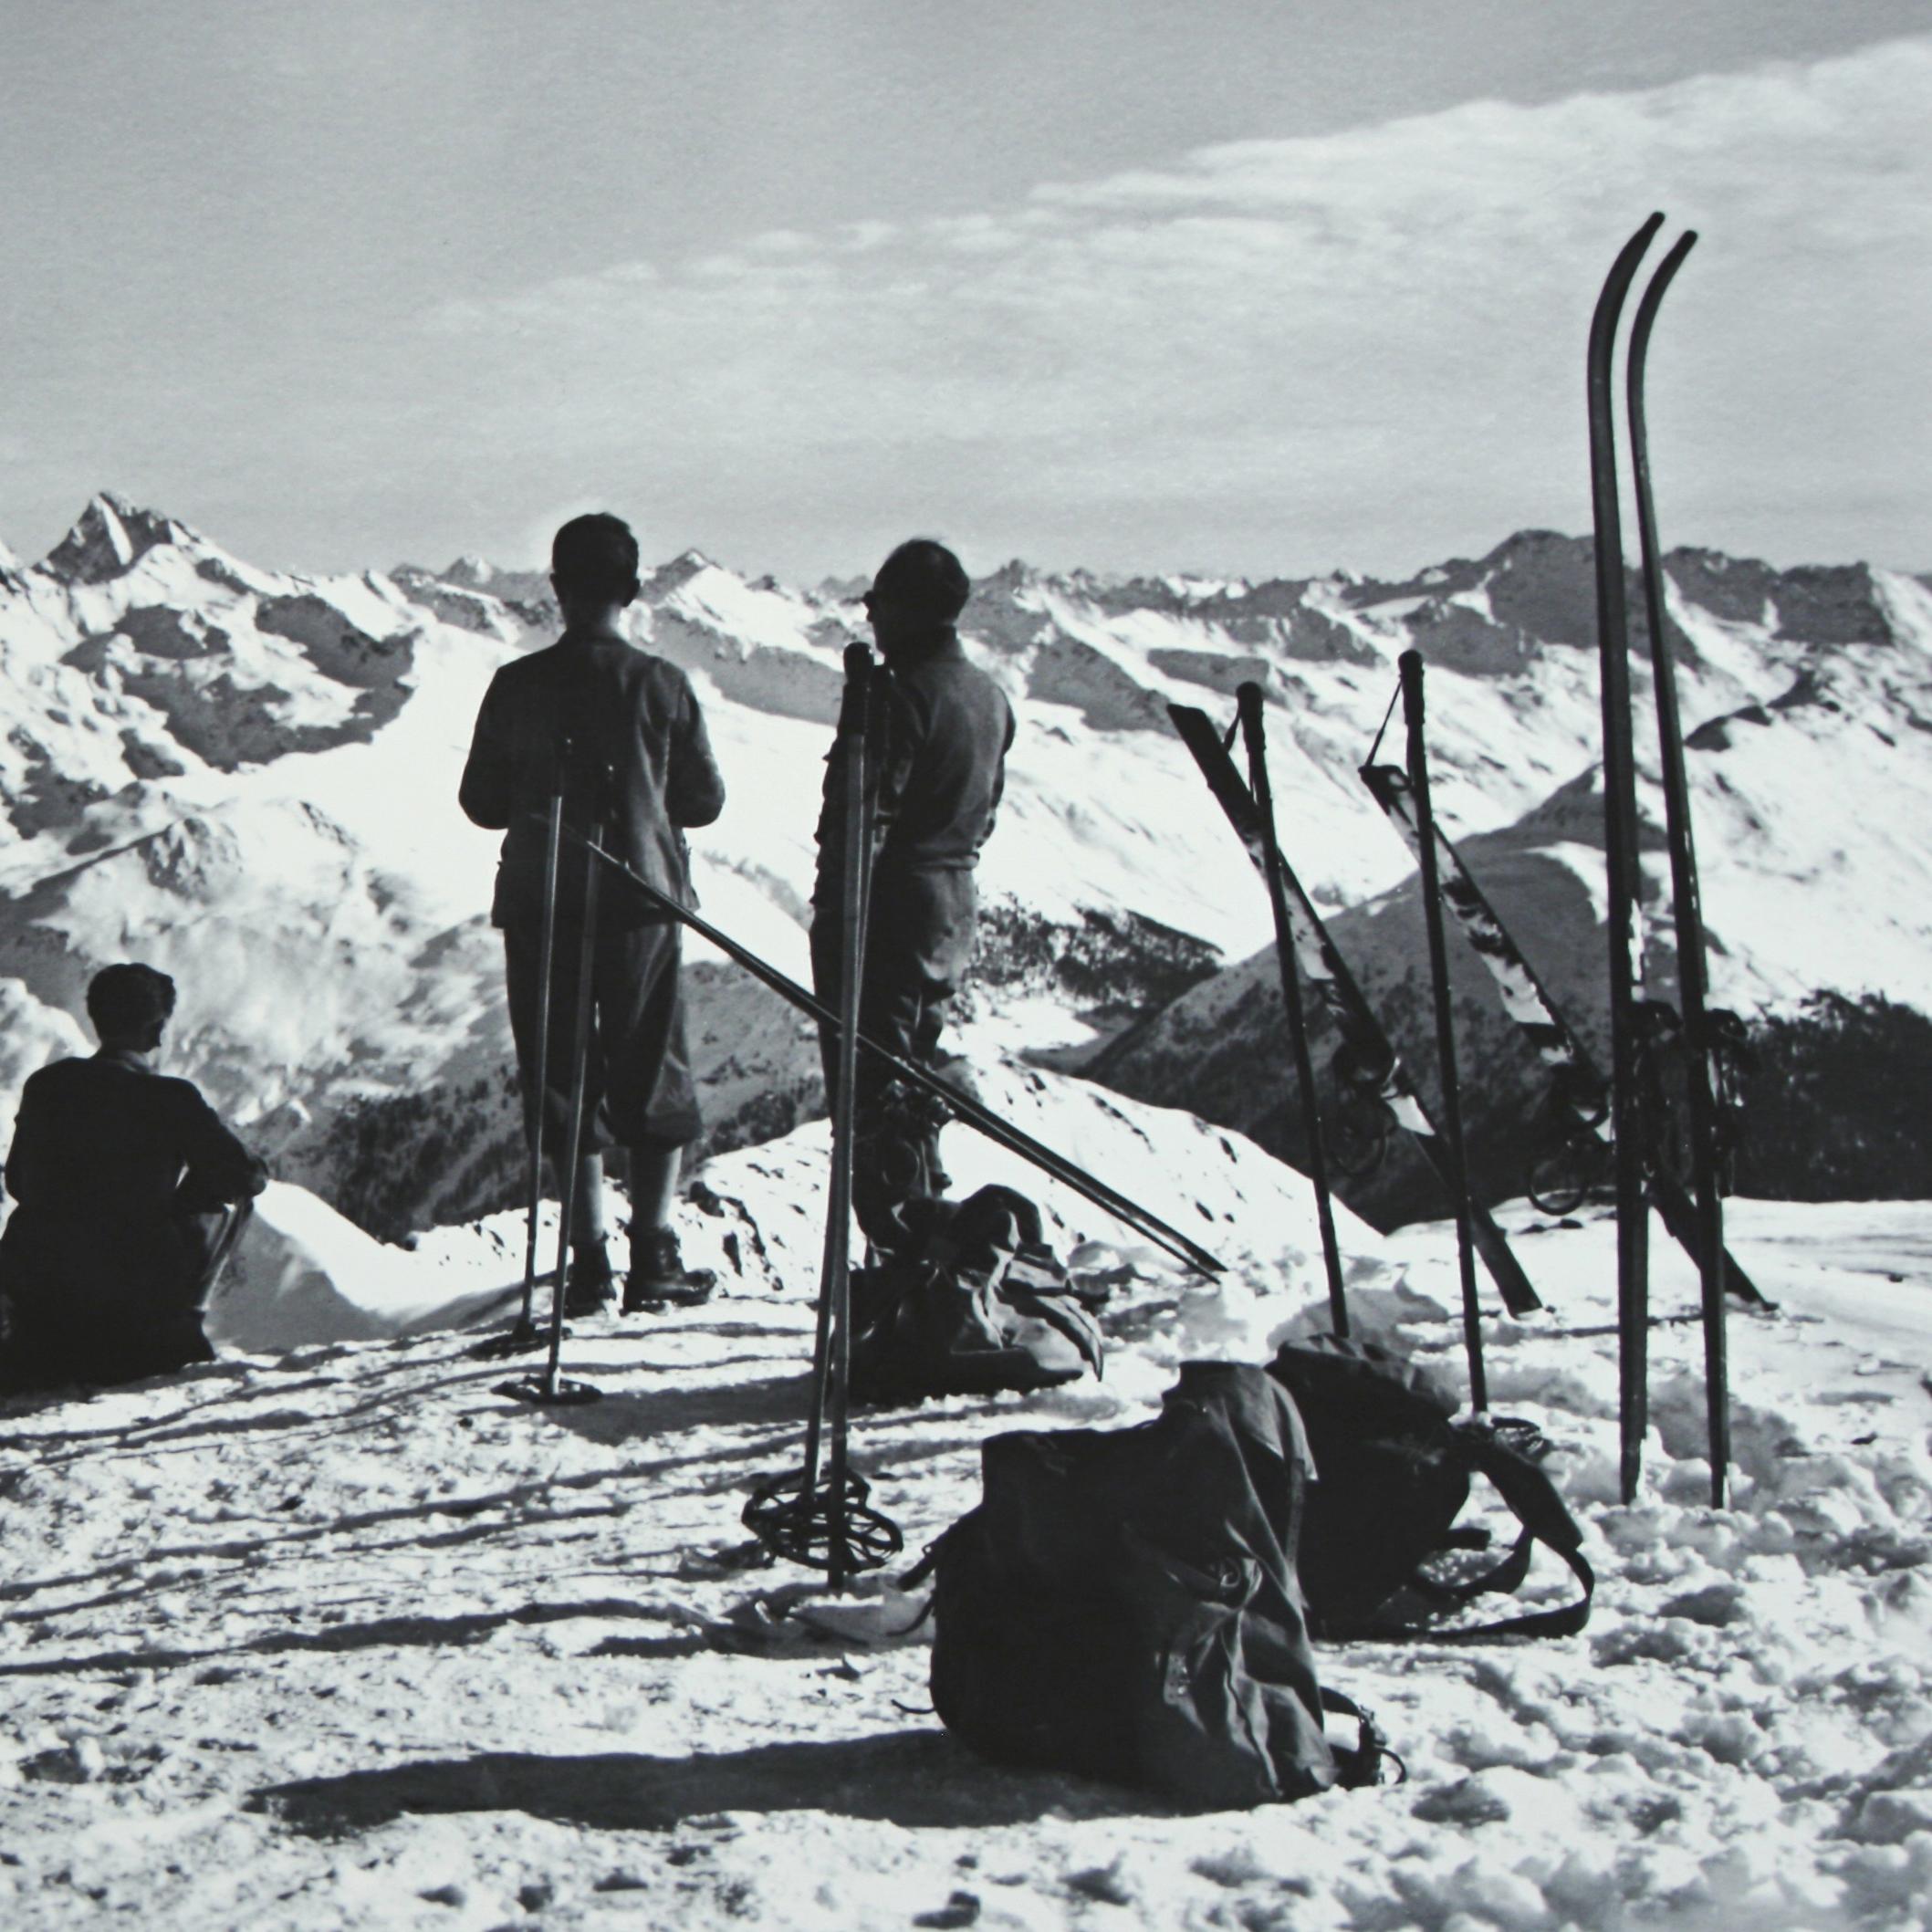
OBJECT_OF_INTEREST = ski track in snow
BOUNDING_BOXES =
[2,1199,1928,1932]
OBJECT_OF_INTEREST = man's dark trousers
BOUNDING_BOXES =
[503,913,701,1160]
[811,866,978,1250]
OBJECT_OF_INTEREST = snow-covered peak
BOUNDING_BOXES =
[429,553,551,606]
[38,491,203,584]
[640,547,714,595]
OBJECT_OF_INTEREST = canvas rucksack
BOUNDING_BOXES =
[849,1185,1104,1405]
[1267,1333,1594,1641]
[914,1360,1389,1806]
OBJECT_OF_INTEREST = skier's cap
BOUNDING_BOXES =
[870,538,969,623]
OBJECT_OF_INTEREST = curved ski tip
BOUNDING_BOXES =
[1622,211,1666,255]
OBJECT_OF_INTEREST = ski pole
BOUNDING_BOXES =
[1399,652,1487,1413]
[1167,705,1539,1311]
[1355,756,1768,1307]
[1235,683,1350,1336]
[547,820,1226,1277]
[1587,212,1664,1505]
[826,642,879,1586]
[744,648,902,1581]
[799,643,874,1584]
[539,779,607,1401]
[517,774,567,1333]
[1628,230,1730,1509]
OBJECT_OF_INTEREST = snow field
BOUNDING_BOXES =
[1,1197,1927,1931]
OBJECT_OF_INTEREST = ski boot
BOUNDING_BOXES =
[622,1227,716,1313]
[563,1241,619,1317]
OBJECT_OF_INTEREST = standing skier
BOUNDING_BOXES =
[459,513,726,1312]
[809,538,1015,1252]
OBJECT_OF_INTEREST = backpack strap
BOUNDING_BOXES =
[1321,1688,1403,1788]
[1405,1524,1534,1605]
[1424,1426,1593,1638]
[1320,1426,1594,1643]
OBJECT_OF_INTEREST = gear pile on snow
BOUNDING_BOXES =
[918,1361,1388,1806]
[850,1184,1103,1404]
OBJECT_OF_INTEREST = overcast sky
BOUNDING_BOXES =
[2,0,1927,582]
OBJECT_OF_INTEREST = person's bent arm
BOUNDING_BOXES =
[978,698,1017,851]
[176,1092,269,1213]
[666,678,726,830]
[457,678,512,830]
[872,675,923,840]
[3,1082,46,1205]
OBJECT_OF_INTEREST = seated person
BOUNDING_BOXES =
[0,964,268,1390]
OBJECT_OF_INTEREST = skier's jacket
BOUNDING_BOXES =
[1268,1333,1594,1641]
[849,1185,1102,1403]
[917,1361,1388,1806]
[459,629,726,931]
[0,1049,267,1334]
[812,628,1014,988]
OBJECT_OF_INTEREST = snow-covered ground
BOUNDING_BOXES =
[3,1196,1927,1931]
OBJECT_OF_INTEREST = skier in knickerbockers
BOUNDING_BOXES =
[809,538,1015,1253]
[459,513,726,1312]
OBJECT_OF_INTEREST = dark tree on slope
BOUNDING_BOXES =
[1734,996,1932,1201]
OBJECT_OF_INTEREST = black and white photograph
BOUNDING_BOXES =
[2,4,1928,1927]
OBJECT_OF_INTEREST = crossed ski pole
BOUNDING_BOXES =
[1355,747,1768,1312]
[1170,701,1539,1313]
[545,826,1227,1279]
[1392,653,1489,1412]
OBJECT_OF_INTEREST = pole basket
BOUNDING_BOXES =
[467,1318,563,1362]
[494,1373,603,1406]
[742,1466,903,1576]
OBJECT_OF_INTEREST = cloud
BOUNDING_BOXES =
[411,37,1932,576]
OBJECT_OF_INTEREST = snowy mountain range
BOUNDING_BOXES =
[1,494,1927,1294]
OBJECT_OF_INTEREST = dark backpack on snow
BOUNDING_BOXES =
[917,1361,1387,1807]
[1268,1333,1594,1641]
[850,1185,1103,1405]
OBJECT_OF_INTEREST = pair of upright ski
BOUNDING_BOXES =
[1588,214,1736,1508]
[1179,224,1743,1477]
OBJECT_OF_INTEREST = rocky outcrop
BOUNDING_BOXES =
[40,494,197,584]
